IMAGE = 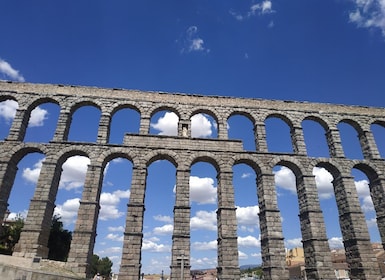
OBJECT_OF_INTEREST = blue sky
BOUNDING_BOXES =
[1,0,385,275]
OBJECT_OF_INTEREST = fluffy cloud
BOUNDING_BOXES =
[59,156,90,191]
[153,215,173,223]
[108,226,125,232]
[150,112,214,138]
[22,158,44,184]
[7,210,28,221]
[29,106,48,127]
[251,1,273,15]
[274,166,296,193]
[54,198,80,226]
[313,167,334,199]
[0,99,18,122]
[238,250,248,260]
[106,233,124,242]
[190,210,217,231]
[328,236,344,248]
[285,237,302,248]
[236,205,260,230]
[349,0,385,37]
[0,100,48,127]
[241,172,252,179]
[99,189,130,220]
[153,224,174,235]
[191,240,217,251]
[0,58,25,82]
[191,113,215,138]
[230,1,274,21]
[355,179,374,212]
[238,235,261,248]
[366,217,378,228]
[150,111,178,136]
[142,238,171,253]
[190,256,217,269]
[180,26,209,53]
[190,176,217,204]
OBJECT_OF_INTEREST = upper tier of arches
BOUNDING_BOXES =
[1,84,385,160]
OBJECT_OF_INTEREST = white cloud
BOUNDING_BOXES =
[142,238,171,253]
[190,176,217,204]
[106,233,124,242]
[354,179,374,213]
[238,250,248,260]
[313,167,334,199]
[54,198,80,227]
[150,111,178,136]
[238,235,261,248]
[191,113,214,138]
[59,156,90,191]
[274,166,296,193]
[22,158,45,184]
[153,224,174,235]
[191,256,217,269]
[285,237,302,248]
[366,217,378,228]
[28,106,48,127]
[241,172,252,179]
[100,247,122,255]
[108,226,125,232]
[236,205,260,229]
[99,189,130,220]
[355,179,370,197]
[0,58,25,82]
[0,99,18,122]
[191,240,217,251]
[231,1,274,21]
[7,210,28,221]
[328,236,344,248]
[190,210,217,231]
[180,26,209,53]
[153,215,173,223]
[349,0,385,37]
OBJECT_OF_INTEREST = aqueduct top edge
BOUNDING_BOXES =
[1,81,385,117]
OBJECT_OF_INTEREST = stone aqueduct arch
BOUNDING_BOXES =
[0,81,385,280]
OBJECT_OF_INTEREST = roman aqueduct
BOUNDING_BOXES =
[0,81,384,280]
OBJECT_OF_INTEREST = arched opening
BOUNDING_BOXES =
[313,166,343,248]
[1,152,45,255]
[68,105,101,142]
[150,110,179,136]
[141,159,175,276]
[190,162,218,271]
[228,114,256,151]
[190,112,218,138]
[337,121,363,159]
[109,107,140,144]
[233,163,261,267]
[0,99,18,140]
[371,122,385,158]
[315,162,384,278]
[265,116,293,153]
[351,167,382,243]
[93,157,133,274]
[302,119,329,158]
[53,155,90,260]
[24,102,60,143]
[273,165,302,250]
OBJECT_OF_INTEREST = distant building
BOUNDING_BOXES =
[286,244,385,280]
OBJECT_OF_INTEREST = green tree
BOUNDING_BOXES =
[90,254,113,279]
[47,215,72,261]
[0,214,24,255]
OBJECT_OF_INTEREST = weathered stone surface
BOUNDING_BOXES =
[0,81,385,280]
